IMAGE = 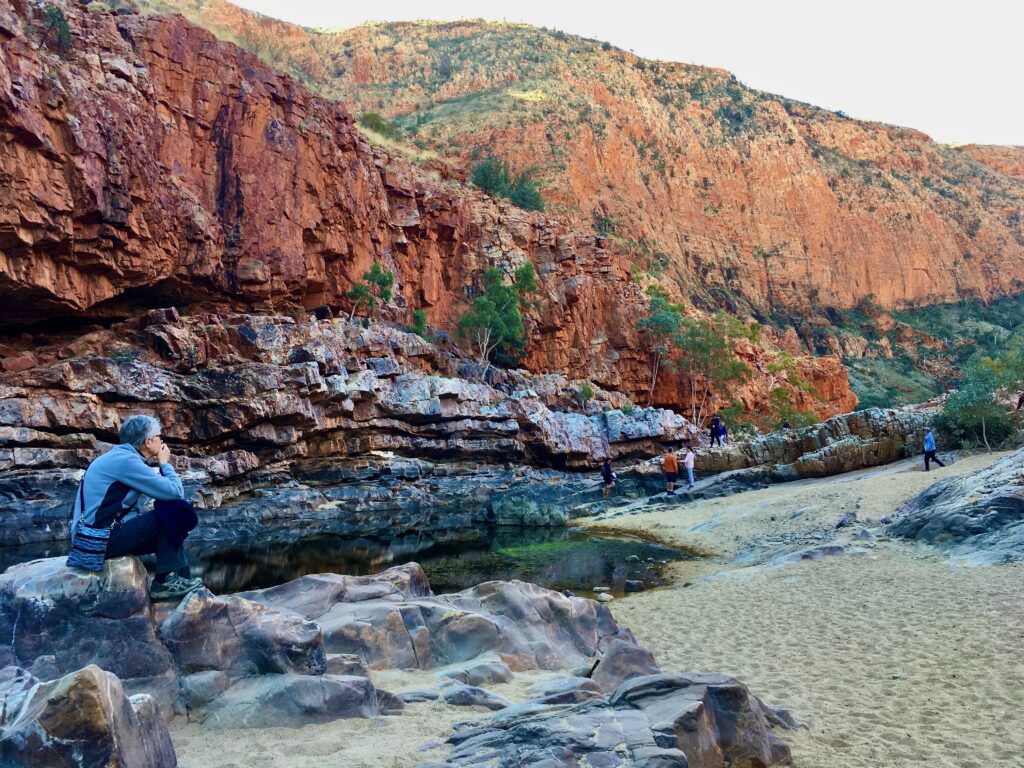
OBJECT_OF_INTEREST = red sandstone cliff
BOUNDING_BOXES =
[0,0,854,418]
[129,1,1024,319]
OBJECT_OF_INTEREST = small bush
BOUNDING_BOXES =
[935,401,1016,450]
[410,309,430,340]
[471,156,544,212]
[575,381,595,406]
[359,112,401,139]
[621,399,635,416]
[109,347,139,364]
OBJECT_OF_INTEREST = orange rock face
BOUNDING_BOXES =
[0,1,852,418]
[128,5,1024,318]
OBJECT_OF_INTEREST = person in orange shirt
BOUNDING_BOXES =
[662,451,679,492]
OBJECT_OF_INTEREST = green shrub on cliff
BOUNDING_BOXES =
[936,352,1024,450]
[358,112,401,139]
[471,157,544,212]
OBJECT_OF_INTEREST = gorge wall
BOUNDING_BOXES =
[0,0,854,416]
[132,0,1024,321]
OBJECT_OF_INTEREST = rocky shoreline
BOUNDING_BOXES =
[0,556,792,767]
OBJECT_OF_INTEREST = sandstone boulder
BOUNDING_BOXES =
[430,672,791,768]
[890,447,1024,562]
[0,557,178,712]
[0,665,177,768]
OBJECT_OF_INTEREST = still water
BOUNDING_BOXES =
[1,526,694,597]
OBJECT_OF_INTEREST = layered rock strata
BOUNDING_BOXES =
[587,403,939,502]
[0,312,697,547]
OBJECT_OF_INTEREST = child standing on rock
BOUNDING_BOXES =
[684,446,696,490]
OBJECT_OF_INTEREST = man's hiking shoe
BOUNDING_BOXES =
[150,573,203,601]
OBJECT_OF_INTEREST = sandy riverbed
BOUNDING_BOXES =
[174,451,1024,767]
[594,451,1024,768]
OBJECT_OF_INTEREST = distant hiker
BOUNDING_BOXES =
[708,413,721,445]
[601,459,617,500]
[1017,391,1024,411]
[923,428,945,472]
[683,446,696,490]
[715,422,728,447]
[68,415,203,600]
[662,451,679,492]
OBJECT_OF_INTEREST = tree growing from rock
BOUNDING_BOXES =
[458,263,537,376]
[345,262,395,320]
[937,351,1024,451]
[636,286,684,401]
[672,312,753,428]
[37,4,72,54]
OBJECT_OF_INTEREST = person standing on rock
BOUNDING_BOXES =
[708,413,721,445]
[662,451,679,492]
[715,422,729,447]
[683,445,696,491]
[601,458,617,500]
[68,415,203,600]
[923,428,945,472]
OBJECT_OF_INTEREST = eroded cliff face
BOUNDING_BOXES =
[0,0,854,417]
[130,1,1024,318]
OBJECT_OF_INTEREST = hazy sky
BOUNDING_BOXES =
[232,0,1023,146]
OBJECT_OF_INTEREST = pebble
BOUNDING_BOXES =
[624,555,640,563]
[593,586,610,593]
[596,593,614,602]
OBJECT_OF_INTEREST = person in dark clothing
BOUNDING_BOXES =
[708,413,721,445]
[923,428,945,472]
[601,459,617,500]
[69,415,202,600]
[715,423,729,447]
[1017,392,1024,411]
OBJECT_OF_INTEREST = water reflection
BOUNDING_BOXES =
[0,527,696,597]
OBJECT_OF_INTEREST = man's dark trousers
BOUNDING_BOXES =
[105,512,188,575]
[924,449,945,471]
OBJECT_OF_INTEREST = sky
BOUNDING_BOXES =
[231,0,1024,146]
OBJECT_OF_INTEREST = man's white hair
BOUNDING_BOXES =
[119,415,161,449]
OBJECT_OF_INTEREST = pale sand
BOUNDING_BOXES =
[594,451,1024,768]
[174,452,1024,767]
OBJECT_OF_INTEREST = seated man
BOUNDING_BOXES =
[68,415,203,600]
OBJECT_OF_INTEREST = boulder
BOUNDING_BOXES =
[589,639,661,693]
[199,673,379,729]
[432,672,791,768]
[159,589,327,684]
[243,567,624,673]
[0,665,177,767]
[0,557,178,712]
[440,682,511,711]
[890,447,1024,561]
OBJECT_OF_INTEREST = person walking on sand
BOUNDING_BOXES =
[601,458,617,500]
[923,428,945,472]
[68,415,203,600]
[683,445,696,490]
[662,450,679,492]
